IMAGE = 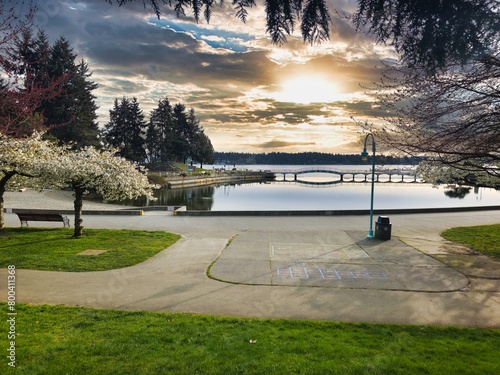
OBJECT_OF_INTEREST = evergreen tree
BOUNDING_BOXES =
[147,97,175,164]
[185,108,214,167]
[27,29,51,89]
[42,37,100,147]
[172,103,190,162]
[3,29,51,98]
[185,108,201,154]
[194,133,215,168]
[104,97,147,162]
[72,59,100,147]
[7,28,36,76]
[147,97,214,166]
[145,121,161,164]
[43,37,76,135]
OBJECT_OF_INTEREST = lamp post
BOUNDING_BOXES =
[361,133,376,239]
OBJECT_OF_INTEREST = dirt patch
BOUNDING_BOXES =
[77,249,108,256]
[440,241,479,255]
[433,253,500,279]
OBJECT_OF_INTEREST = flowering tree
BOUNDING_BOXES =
[0,133,63,229]
[55,147,154,238]
[1,134,154,237]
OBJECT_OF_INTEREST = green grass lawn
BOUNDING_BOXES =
[441,224,500,259]
[0,228,180,271]
[1,225,499,373]
[1,304,498,375]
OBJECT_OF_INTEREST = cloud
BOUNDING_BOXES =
[257,140,317,149]
[150,18,255,53]
[27,0,396,153]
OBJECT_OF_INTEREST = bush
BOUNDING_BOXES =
[147,173,167,185]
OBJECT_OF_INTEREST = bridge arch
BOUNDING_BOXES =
[272,168,418,183]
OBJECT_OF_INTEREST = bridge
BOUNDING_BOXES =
[272,168,419,184]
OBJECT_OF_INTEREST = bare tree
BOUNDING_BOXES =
[0,1,63,138]
[0,0,34,49]
[367,54,499,186]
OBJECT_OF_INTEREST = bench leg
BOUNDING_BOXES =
[62,216,70,228]
[20,220,28,227]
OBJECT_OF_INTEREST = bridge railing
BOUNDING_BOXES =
[272,168,417,176]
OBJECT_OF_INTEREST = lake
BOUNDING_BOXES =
[133,165,500,211]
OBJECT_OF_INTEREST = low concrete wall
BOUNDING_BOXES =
[176,205,500,216]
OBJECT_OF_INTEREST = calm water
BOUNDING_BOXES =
[134,165,500,211]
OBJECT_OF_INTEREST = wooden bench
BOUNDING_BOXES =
[16,213,70,228]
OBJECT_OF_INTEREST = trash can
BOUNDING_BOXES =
[375,216,392,240]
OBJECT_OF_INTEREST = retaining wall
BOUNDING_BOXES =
[163,172,272,189]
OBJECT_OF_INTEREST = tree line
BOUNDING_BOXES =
[214,152,422,166]
[104,97,214,167]
[1,28,214,168]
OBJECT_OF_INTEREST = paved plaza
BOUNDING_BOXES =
[210,229,469,291]
[1,189,499,327]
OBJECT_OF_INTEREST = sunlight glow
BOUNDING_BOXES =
[273,76,344,104]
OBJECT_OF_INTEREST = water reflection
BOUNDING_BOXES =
[444,186,472,199]
[121,180,499,211]
[141,186,215,210]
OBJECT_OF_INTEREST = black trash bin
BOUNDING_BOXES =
[375,216,392,240]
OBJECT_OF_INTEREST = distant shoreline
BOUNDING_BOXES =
[213,151,423,166]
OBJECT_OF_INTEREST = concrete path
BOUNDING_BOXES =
[210,229,469,292]
[1,190,499,327]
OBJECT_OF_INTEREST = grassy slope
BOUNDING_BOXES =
[0,228,180,271]
[2,304,499,375]
[441,224,500,259]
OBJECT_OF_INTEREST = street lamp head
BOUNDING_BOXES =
[361,148,369,161]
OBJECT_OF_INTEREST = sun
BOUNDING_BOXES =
[273,75,343,104]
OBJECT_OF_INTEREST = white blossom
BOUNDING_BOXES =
[53,146,154,201]
[1,133,154,232]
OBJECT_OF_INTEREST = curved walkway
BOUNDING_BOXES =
[1,190,499,327]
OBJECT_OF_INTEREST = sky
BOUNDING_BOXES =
[30,0,397,154]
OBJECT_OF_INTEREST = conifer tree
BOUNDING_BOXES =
[145,121,161,165]
[44,37,100,147]
[71,59,100,146]
[104,97,147,162]
[172,103,190,162]
[147,97,175,164]
[194,133,215,168]
[147,97,214,166]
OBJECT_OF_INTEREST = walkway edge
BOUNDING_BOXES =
[176,205,500,216]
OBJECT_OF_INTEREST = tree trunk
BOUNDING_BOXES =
[0,172,16,230]
[73,186,84,238]
[0,192,4,230]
